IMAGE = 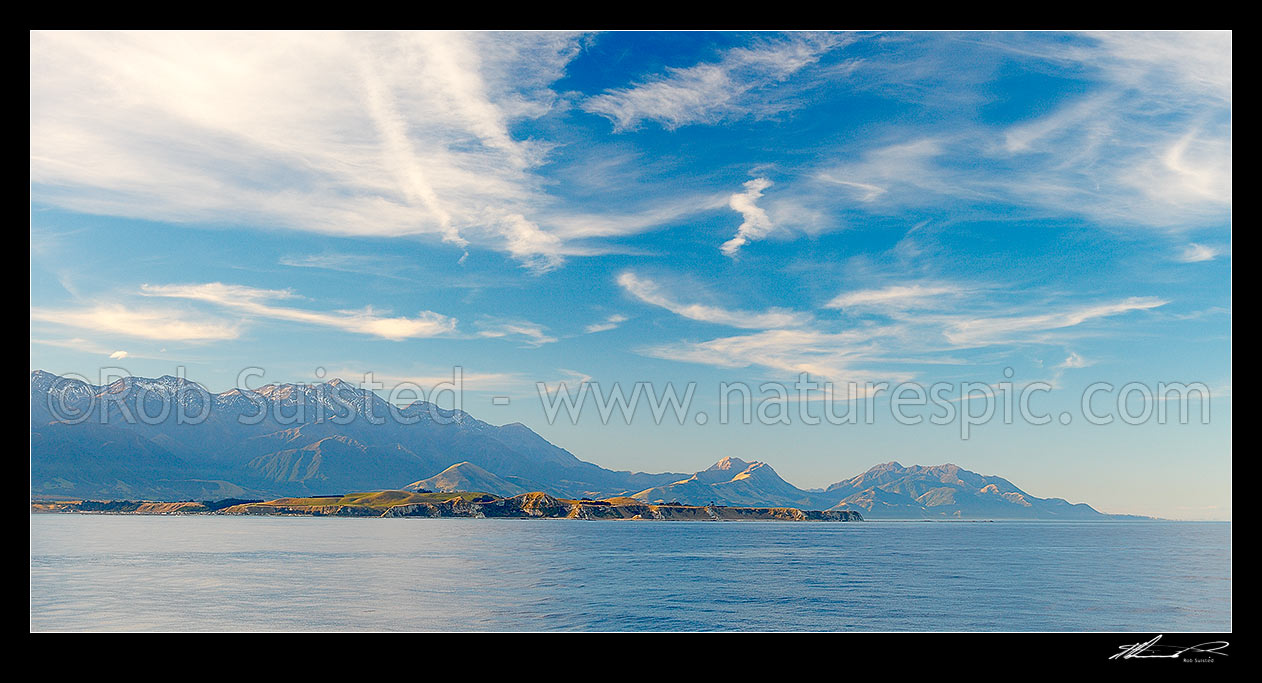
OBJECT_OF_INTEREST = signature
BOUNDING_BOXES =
[1111,635,1229,660]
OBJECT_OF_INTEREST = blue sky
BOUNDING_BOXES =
[30,31,1231,518]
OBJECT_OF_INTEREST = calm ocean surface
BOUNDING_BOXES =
[30,515,1230,632]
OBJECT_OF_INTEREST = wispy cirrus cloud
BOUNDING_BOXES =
[1077,30,1231,103]
[32,337,158,361]
[781,32,1232,241]
[825,284,966,312]
[1175,243,1222,263]
[648,295,1168,384]
[582,34,852,131]
[475,318,558,347]
[644,327,912,387]
[30,304,241,342]
[816,138,953,208]
[810,116,1229,231]
[941,297,1168,347]
[545,193,730,241]
[617,272,810,329]
[634,269,1168,383]
[278,252,422,282]
[29,31,588,272]
[141,282,457,341]
[584,314,628,334]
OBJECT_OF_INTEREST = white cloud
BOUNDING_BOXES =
[812,119,1229,230]
[816,139,949,206]
[582,34,850,130]
[988,33,1231,227]
[644,327,911,387]
[645,296,1166,384]
[826,284,964,311]
[1001,95,1112,155]
[943,297,1167,347]
[1115,128,1232,219]
[475,319,557,346]
[30,304,241,342]
[1176,243,1221,263]
[498,213,566,273]
[546,193,730,241]
[618,272,809,329]
[31,337,175,361]
[1058,352,1089,369]
[634,265,1168,384]
[29,31,586,270]
[802,32,1231,231]
[1081,30,1230,103]
[584,314,628,334]
[144,283,297,305]
[278,252,426,284]
[140,282,456,341]
[819,179,887,202]
[720,177,775,257]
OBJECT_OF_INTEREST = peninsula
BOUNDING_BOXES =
[32,490,865,521]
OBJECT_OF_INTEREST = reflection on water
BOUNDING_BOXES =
[30,515,1230,631]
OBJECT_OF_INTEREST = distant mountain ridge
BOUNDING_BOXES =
[634,458,1109,519]
[30,370,683,501]
[820,461,1107,519]
[31,371,1116,518]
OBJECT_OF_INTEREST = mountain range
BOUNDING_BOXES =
[30,371,1115,519]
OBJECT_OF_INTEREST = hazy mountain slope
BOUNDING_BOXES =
[244,436,439,494]
[404,461,528,497]
[825,486,930,517]
[30,422,255,500]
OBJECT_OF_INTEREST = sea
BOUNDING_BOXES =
[29,515,1231,632]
